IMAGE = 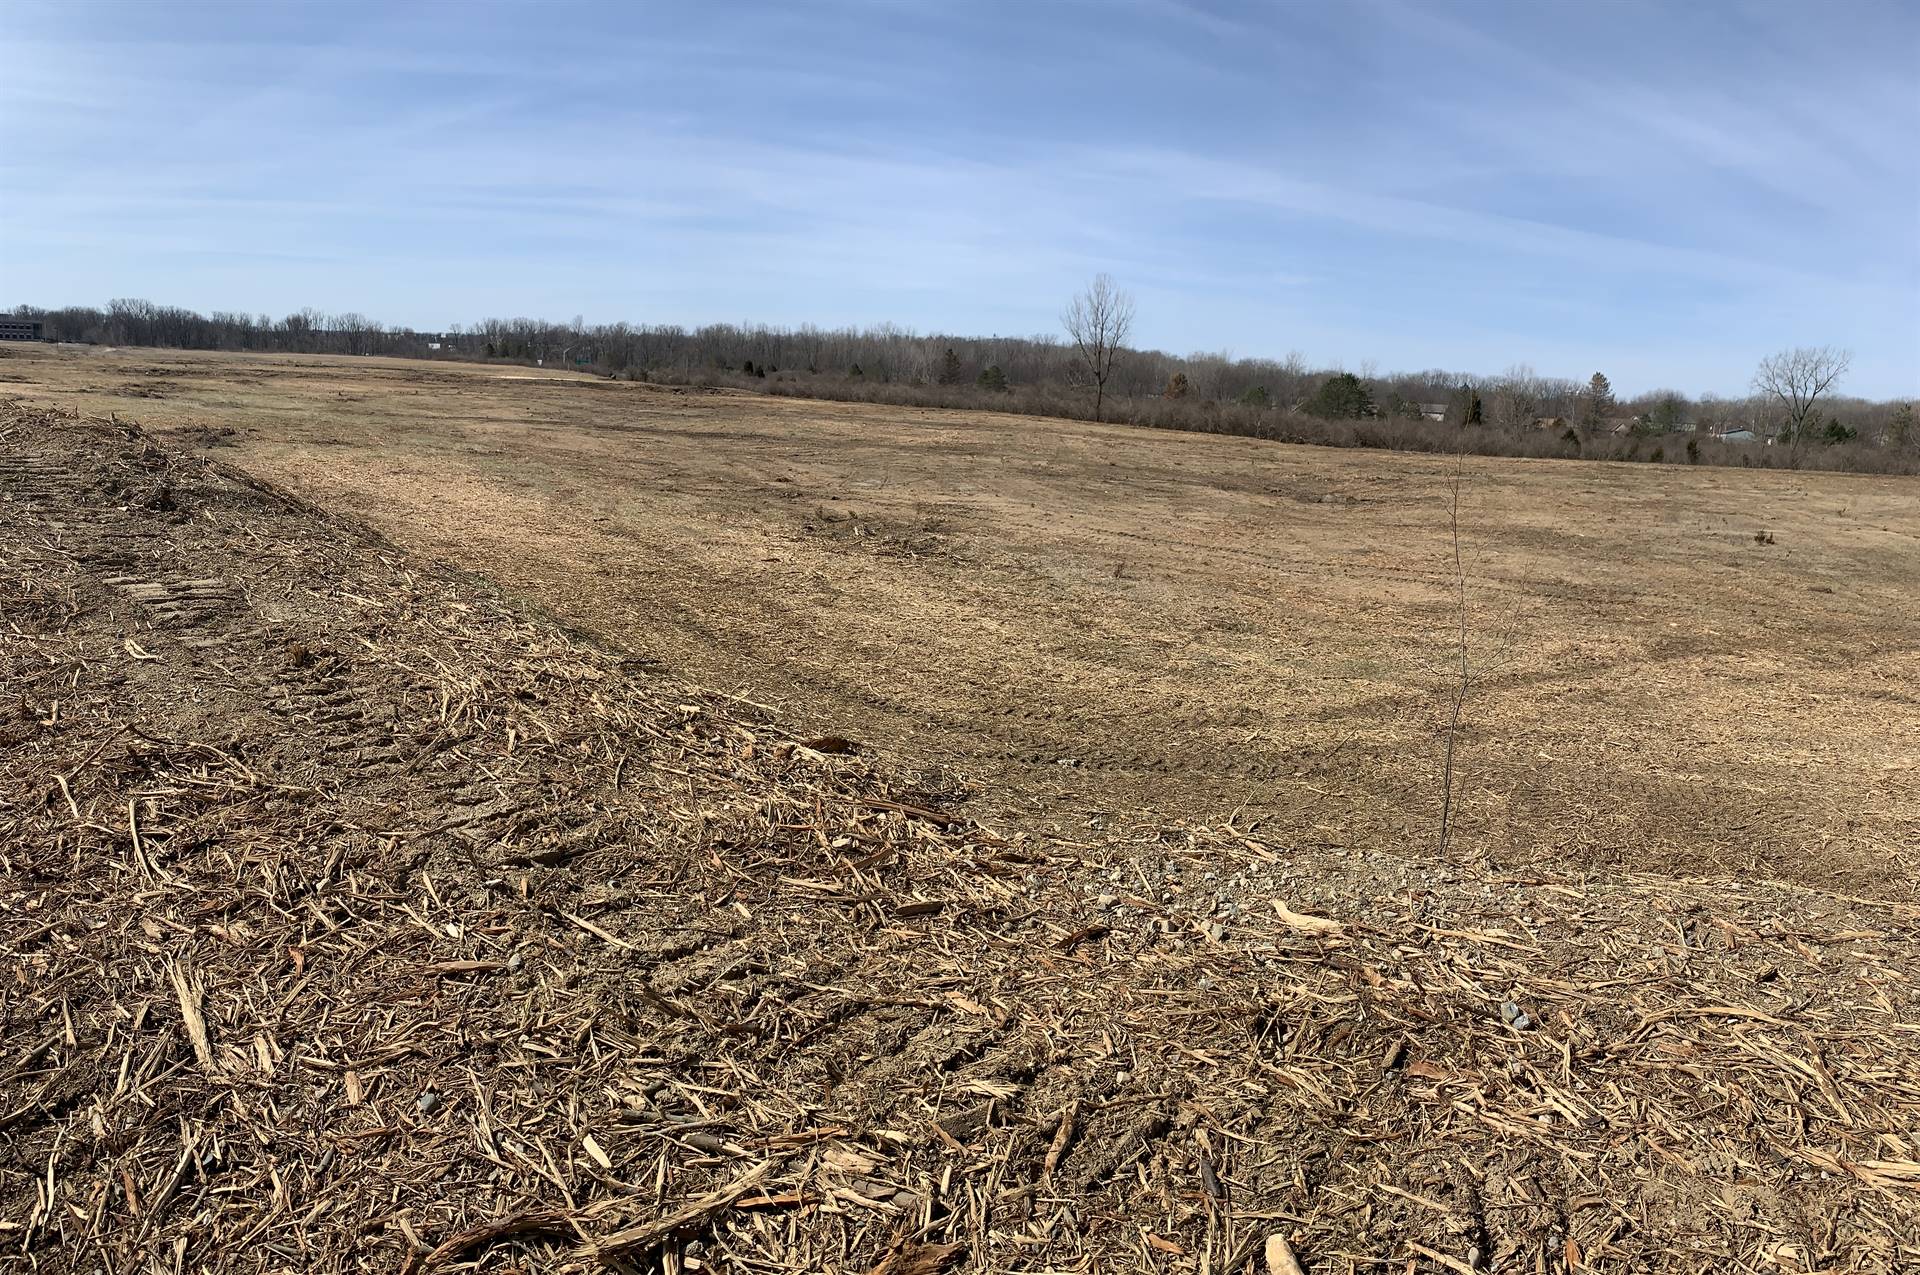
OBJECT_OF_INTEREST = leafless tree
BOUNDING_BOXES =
[1488,364,1546,433]
[1437,444,1469,857]
[1062,274,1135,422]
[1753,346,1851,463]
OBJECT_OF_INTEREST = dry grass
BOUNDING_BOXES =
[3,343,1914,899]
[5,403,1920,1272]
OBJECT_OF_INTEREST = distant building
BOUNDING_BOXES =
[0,316,45,341]
[1416,401,1447,421]
[1714,429,1759,444]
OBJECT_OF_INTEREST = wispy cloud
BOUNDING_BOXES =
[2,0,1913,395]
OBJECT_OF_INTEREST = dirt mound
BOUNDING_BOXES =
[3,406,1917,1272]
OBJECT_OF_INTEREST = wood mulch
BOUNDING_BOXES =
[3,405,1916,1272]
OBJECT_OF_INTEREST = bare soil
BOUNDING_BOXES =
[4,344,1915,898]
[3,397,1919,1272]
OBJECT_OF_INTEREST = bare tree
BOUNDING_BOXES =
[1753,346,1851,463]
[1062,274,1135,422]
[1438,444,1469,857]
[1488,364,1545,433]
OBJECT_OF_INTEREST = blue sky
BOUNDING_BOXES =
[3,0,1916,397]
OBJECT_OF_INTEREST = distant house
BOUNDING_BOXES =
[1713,429,1759,444]
[0,315,45,341]
[1533,416,1569,431]
[1416,401,1447,422]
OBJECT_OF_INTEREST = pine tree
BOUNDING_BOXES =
[1304,372,1375,420]
[1580,372,1616,430]
[1648,392,1687,433]
[938,347,964,386]
[976,364,1008,392]
[1239,385,1270,408]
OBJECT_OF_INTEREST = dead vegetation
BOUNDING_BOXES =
[5,344,1916,902]
[5,407,1920,1272]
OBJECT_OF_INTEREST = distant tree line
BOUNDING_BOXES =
[9,298,1914,474]
[12,299,426,358]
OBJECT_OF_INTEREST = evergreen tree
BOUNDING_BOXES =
[1304,372,1375,420]
[849,363,863,378]
[1647,392,1688,434]
[1239,385,1271,408]
[976,364,1008,392]
[1579,372,1616,430]
[938,347,964,385]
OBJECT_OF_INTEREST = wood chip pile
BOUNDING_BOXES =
[3,406,1917,1273]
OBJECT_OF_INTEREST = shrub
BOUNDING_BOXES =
[976,364,1008,392]
[638,365,1918,476]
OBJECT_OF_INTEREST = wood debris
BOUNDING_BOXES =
[3,406,1918,1272]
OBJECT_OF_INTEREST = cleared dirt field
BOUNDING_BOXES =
[7,404,1920,1272]
[3,343,1917,898]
